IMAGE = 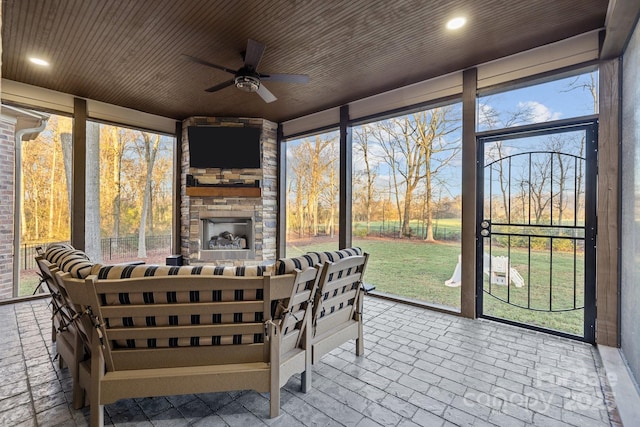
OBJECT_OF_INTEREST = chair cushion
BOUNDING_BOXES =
[43,246,95,279]
[94,264,269,279]
[44,246,88,264]
[275,247,362,275]
[95,264,269,307]
[307,247,363,265]
[94,264,269,348]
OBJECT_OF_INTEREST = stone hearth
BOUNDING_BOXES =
[180,117,277,266]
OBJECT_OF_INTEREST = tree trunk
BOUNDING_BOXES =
[401,193,413,237]
[48,144,57,239]
[312,196,319,236]
[138,134,159,258]
[33,187,39,240]
[112,132,123,246]
[555,152,566,224]
[61,132,73,221]
[424,168,435,241]
[85,122,102,262]
[393,174,403,237]
[495,143,510,220]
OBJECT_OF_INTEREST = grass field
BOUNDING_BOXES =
[24,238,584,337]
[287,236,585,336]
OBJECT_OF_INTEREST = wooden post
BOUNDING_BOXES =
[461,68,478,318]
[339,105,353,249]
[277,124,286,259]
[71,98,87,250]
[596,58,620,347]
[172,121,182,255]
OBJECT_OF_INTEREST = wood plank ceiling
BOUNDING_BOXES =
[2,0,607,123]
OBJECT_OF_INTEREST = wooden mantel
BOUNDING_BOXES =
[185,186,262,198]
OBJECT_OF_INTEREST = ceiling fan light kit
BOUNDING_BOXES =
[184,39,309,103]
[235,74,260,92]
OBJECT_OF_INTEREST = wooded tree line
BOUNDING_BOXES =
[286,72,596,242]
[21,115,173,259]
[286,105,463,241]
[287,134,340,238]
[484,134,586,227]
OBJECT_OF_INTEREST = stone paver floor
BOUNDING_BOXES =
[0,297,621,426]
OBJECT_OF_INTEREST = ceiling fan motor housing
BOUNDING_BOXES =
[235,69,261,92]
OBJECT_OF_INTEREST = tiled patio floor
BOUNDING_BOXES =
[0,297,620,426]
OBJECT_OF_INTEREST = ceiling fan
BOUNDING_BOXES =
[183,39,310,103]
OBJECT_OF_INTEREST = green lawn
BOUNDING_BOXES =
[287,236,585,336]
[19,271,44,296]
[288,238,462,308]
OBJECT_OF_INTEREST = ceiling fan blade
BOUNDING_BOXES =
[260,73,310,84]
[244,39,266,70]
[182,54,236,75]
[256,84,277,103]
[205,80,235,93]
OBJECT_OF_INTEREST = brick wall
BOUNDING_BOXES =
[0,118,15,299]
[180,117,278,265]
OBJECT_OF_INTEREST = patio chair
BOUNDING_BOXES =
[311,253,369,363]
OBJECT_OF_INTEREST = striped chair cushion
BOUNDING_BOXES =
[95,264,269,280]
[307,247,363,265]
[97,264,269,307]
[44,246,96,279]
[44,245,89,264]
[44,242,75,253]
[275,247,362,274]
[95,263,270,348]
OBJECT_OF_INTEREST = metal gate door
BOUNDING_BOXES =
[476,118,597,342]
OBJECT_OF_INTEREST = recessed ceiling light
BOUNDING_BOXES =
[28,57,50,66]
[446,17,467,30]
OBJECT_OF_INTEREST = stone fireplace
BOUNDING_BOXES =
[180,117,277,266]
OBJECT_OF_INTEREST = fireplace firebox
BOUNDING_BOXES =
[199,216,255,261]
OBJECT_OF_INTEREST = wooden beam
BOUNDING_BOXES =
[339,105,352,249]
[600,0,640,59]
[461,68,478,319]
[185,187,261,198]
[71,98,86,251]
[596,59,620,347]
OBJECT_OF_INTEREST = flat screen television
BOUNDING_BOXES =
[187,126,262,169]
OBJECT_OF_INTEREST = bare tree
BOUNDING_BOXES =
[324,159,338,238]
[372,106,461,239]
[135,132,160,258]
[413,108,461,241]
[110,127,128,243]
[564,72,597,217]
[353,125,378,233]
[543,135,576,224]
[285,135,337,238]
[287,149,307,237]
[529,152,553,223]
[478,101,536,219]
[374,118,422,237]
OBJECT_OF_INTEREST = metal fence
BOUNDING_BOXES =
[21,234,172,270]
[289,224,462,242]
[374,225,461,241]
